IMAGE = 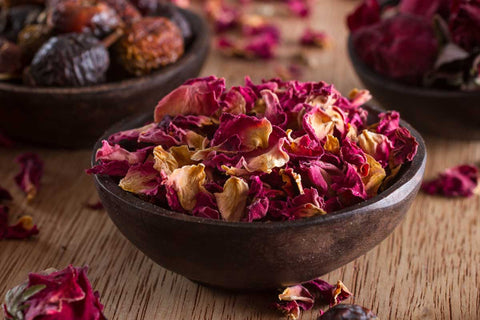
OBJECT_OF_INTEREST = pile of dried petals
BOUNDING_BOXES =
[348,0,480,90]
[88,76,418,222]
[422,164,479,197]
[3,265,106,320]
[275,279,352,319]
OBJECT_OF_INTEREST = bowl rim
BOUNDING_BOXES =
[347,34,480,98]
[0,8,209,95]
[93,103,427,230]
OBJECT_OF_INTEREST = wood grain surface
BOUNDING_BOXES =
[1,0,479,319]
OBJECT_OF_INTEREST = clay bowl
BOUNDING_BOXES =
[0,8,209,149]
[92,105,426,291]
[348,36,480,140]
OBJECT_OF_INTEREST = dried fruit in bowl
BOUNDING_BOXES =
[25,33,109,86]
[48,0,122,37]
[115,16,184,76]
[89,76,419,222]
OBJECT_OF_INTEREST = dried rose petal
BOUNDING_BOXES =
[166,164,207,211]
[275,279,352,319]
[85,201,104,211]
[400,0,451,19]
[347,0,380,32]
[95,140,152,165]
[205,0,240,32]
[357,130,393,168]
[422,164,479,197]
[86,160,130,177]
[300,28,330,48]
[3,265,106,320]
[119,162,162,196]
[449,0,480,51]
[362,155,386,197]
[211,113,273,152]
[154,76,226,122]
[14,153,44,201]
[0,205,39,240]
[215,176,249,222]
[286,0,310,17]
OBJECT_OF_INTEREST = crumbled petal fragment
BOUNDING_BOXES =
[205,0,240,32]
[0,206,39,240]
[14,153,44,201]
[85,201,104,211]
[3,265,106,320]
[286,0,310,17]
[422,164,479,197]
[300,28,331,48]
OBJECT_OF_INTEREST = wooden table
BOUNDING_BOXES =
[1,0,479,319]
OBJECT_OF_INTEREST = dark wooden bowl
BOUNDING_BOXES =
[92,105,426,290]
[0,9,210,149]
[348,36,480,140]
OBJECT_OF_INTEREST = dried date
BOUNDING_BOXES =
[48,0,122,38]
[0,37,23,77]
[100,0,141,24]
[319,304,377,320]
[0,5,43,41]
[25,33,109,86]
[115,17,184,76]
[153,3,192,46]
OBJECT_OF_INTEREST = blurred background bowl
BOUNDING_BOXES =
[348,36,480,140]
[0,8,210,149]
[92,105,427,291]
